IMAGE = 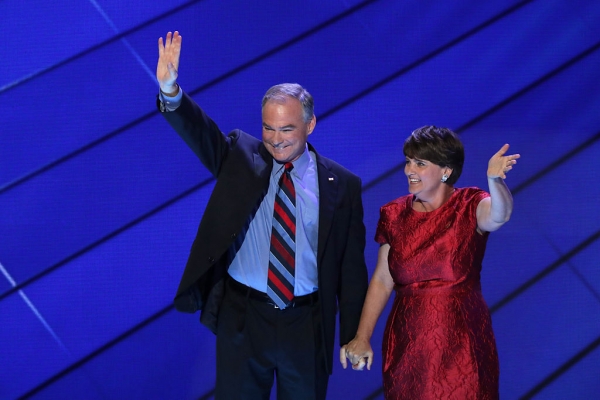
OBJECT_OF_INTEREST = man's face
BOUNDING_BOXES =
[262,98,316,163]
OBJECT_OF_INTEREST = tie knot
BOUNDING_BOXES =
[284,162,294,173]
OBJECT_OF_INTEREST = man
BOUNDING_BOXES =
[156,31,368,399]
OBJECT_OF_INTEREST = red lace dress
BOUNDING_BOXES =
[375,188,499,400]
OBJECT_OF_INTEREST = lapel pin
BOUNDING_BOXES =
[328,177,334,181]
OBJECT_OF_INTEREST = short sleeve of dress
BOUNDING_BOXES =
[462,188,491,237]
[467,187,491,215]
[473,188,490,203]
[375,204,392,245]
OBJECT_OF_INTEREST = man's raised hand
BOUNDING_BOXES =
[157,31,182,95]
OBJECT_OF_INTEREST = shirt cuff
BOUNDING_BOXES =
[158,85,183,112]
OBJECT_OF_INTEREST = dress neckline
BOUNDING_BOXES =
[409,188,457,216]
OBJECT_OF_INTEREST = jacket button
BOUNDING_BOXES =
[231,233,237,238]
[207,257,215,263]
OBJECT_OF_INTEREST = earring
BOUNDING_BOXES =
[441,174,448,183]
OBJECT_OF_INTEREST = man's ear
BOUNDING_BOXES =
[307,115,317,135]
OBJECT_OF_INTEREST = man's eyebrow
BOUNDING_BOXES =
[262,123,296,130]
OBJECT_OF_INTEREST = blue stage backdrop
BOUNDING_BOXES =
[1,1,599,399]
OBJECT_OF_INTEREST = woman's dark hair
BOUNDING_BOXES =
[403,126,464,185]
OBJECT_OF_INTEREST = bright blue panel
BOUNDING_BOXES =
[0,0,195,92]
[459,48,600,190]
[31,188,211,356]
[32,310,217,399]
[571,241,600,298]
[3,186,212,396]
[482,210,560,306]
[1,0,599,398]
[0,270,11,292]
[469,136,600,303]
[1,0,531,292]
[455,49,600,303]
[0,116,206,286]
[93,0,196,33]
[0,0,360,187]
[0,0,112,90]
[129,0,376,92]
[264,0,528,116]
[518,142,600,252]
[0,43,158,187]
[536,343,600,400]
[492,266,600,399]
[0,292,73,399]
[308,0,600,186]
[480,138,600,302]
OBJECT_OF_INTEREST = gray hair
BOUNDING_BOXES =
[261,83,314,123]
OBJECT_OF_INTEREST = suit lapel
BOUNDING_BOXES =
[229,144,271,237]
[253,151,270,178]
[246,145,271,210]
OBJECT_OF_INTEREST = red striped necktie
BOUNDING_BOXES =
[267,162,296,308]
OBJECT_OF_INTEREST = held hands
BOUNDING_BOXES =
[340,337,373,371]
[157,31,182,95]
[487,144,520,180]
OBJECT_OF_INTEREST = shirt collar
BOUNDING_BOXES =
[272,144,310,180]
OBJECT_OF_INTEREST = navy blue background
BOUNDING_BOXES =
[1,1,599,399]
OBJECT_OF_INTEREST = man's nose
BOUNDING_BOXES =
[272,131,283,145]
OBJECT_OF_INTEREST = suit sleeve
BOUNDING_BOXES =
[337,175,369,346]
[159,91,232,177]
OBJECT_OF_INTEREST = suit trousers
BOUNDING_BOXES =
[215,278,329,400]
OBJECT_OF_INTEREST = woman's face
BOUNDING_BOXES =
[404,156,449,198]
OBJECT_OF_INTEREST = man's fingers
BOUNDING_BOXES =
[158,37,164,57]
[352,359,366,371]
[161,31,181,53]
[340,347,348,369]
[168,31,181,50]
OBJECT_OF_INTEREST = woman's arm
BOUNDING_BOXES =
[341,244,395,371]
[477,144,520,233]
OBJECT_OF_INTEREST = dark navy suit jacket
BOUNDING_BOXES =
[159,91,368,373]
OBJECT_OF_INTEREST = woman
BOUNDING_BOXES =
[341,126,520,399]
